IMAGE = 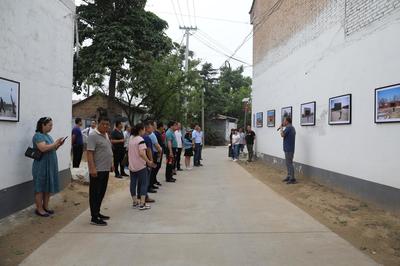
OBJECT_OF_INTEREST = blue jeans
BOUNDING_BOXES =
[233,144,240,160]
[130,168,148,197]
[194,143,201,165]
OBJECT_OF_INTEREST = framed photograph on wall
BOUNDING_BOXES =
[256,112,263,128]
[281,106,292,124]
[300,101,316,126]
[329,94,351,125]
[375,83,400,123]
[267,110,275,127]
[0,77,20,122]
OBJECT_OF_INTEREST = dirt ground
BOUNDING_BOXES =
[238,159,400,266]
[0,175,129,266]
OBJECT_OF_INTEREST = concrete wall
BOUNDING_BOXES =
[0,0,75,218]
[251,0,400,209]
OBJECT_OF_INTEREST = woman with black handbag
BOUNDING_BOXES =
[32,117,65,217]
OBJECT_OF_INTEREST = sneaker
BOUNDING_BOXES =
[90,217,107,226]
[156,181,162,186]
[282,177,290,182]
[98,214,110,220]
[233,159,238,162]
[139,204,151,210]
[286,179,298,184]
[145,197,155,203]
[132,202,139,209]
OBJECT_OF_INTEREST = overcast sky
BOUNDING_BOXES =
[145,0,253,76]
[73,0,253,99]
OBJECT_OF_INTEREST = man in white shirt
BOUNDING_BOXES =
[174,122,183,171]
[192,125,203,167]
[82,120,97,145]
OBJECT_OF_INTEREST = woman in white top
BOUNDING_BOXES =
[231,129,240,162]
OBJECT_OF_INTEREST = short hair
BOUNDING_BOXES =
[35,117,52,133]
[98,116,110,124]
[285,117,292,124]
[124,124,130,131]
[115,120,122,127]
[144,120,154,128]
[75,117,82,124]
[131,123,144,136]
[157,122,164,129]
[167,121,176,128]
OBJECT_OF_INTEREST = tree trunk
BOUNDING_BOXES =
[108,69,117,98]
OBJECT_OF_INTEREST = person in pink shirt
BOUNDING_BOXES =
[128,123,156,210]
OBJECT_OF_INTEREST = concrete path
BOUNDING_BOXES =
[22,147,377,266]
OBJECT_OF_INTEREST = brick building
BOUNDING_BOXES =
[72,93,146,127]
[250,0,400,212]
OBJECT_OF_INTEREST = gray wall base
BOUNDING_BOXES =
[0,169,71,219]
[258,153,400,213]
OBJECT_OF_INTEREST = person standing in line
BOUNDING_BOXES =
[198,127,204,161]
[82,120,97,137]
[174,122,183,172]
[32,117,66,217]
[192,125,203,167]
[229,128,234,160]
[183,129,194,170]
[128,123,156,210]
[142,121,157,194]
[72,118,84,168]
[153,122,164,187]
[123,124,131,168]
[86,116,114,226]
[280,117,297,184]
[165,121,178,182]
[111,121,128,178]
[231,129,240,162]
[245,125,256,162]
[148,121,162,190]
[238,128,246,155]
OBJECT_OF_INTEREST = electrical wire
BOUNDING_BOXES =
[192,0,197,27]
[176,0,186,26]
[197,29,234,55]
[157,11,249,25]
[224,0,285,66]
[186,0,193,26]
[171,0,183,27]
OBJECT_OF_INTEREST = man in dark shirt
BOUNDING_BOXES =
[72,118,84,168]
[111,121,127,178]
[153,122,164,187]
[280,117,297,184]
[245,125,256,162]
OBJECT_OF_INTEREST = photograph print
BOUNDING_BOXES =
[300,101,316,126]
[256,112,263,128]
[267,110,275,127]
[0,77,20,122]
[281,106,292,124]
[329,94,351,125]
[375,83,400,123]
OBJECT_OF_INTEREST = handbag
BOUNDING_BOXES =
[25,147,43,160]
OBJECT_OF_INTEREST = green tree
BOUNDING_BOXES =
[74,0,172,98]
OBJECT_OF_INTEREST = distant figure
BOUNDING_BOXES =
[111,121,128,178]
[71,118,84,168]
[0,97,5,113]
[86,116,114,226]
[174,122,183,171]
[231,129,240,162]
[192,125,203,167]
[32,117,66,217]
[280,117,297,184]
[82,120,97,137]
[165,121,178,182]
[245,125,256,162]
[183,130,194,170]
[238,128,246,154]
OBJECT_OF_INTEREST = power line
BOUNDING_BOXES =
[176,0,186,26]
[193,33,251,66]
[157,11,249,25]
[170,0,183,27]
[186,0,193,26]
[192,0,197,27]
[197,29,234,55]
[224,0,285,66]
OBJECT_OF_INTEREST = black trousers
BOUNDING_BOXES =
[150,153,162,187]
[72,144,83,168]
[89,171,109,218]
[175,148,182,170]
[165,149,176,181]
[113,148,125,176]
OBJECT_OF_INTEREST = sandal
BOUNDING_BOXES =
[35,210,50,217]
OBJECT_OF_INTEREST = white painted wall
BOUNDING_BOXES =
[252,8,400,189]
[0,0,75,190]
